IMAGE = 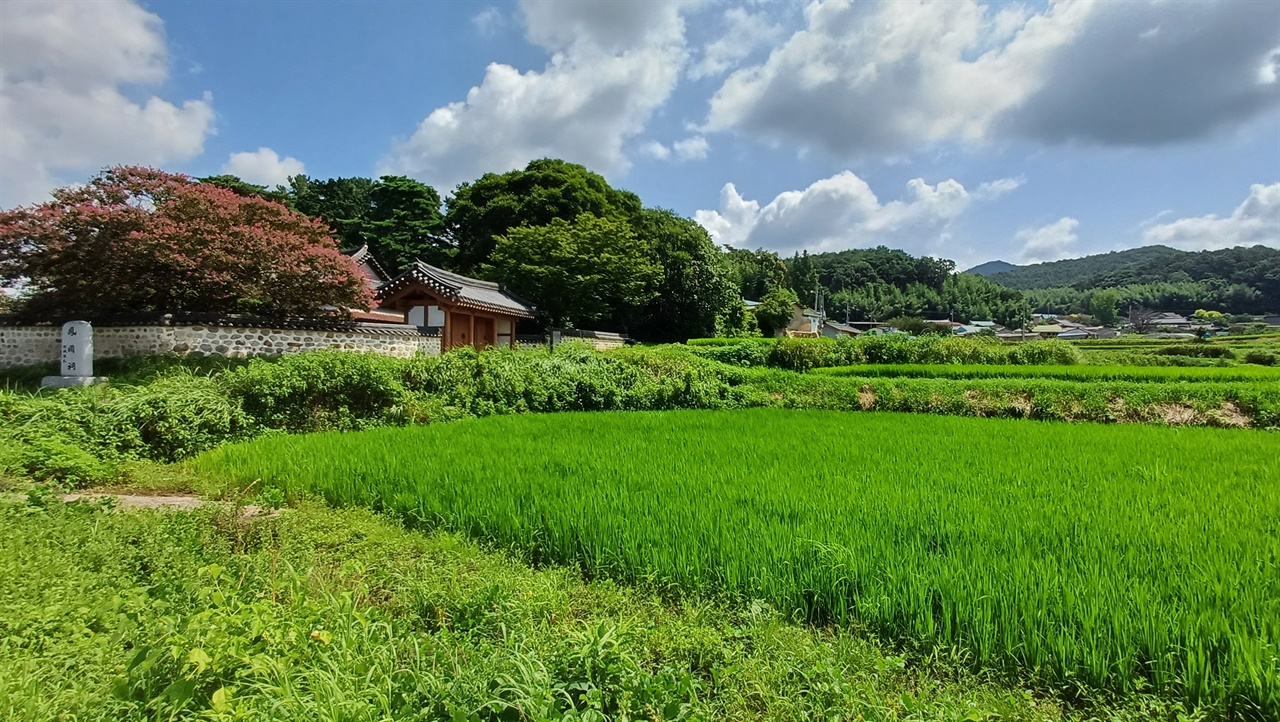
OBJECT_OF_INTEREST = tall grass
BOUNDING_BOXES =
[814,363,1280,383]
[197,410,1280,717]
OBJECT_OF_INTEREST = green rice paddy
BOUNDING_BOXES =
[814,363,1280,383]
[197,410,1280,715]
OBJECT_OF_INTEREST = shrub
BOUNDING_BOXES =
[1156,345,1237,359]
[1244,350,1277,366]
[222,351,408,431]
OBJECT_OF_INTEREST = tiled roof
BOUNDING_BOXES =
[345,244,390,289]
[376,261,536,318]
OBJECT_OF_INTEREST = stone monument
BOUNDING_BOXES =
[41,320,107,388]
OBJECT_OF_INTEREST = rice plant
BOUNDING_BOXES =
[196,409,1280,716]
[814,363,1280,383]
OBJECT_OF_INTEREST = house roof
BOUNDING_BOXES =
[1031,324,1064,334]
[375,261,536,318]
[345,244,390,290]
[823,321,862,335]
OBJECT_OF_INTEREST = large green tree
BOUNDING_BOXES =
[631,208,738,342]
[286,175,376,250]
[490,214,659,328]
[362,176,447,272]
[446,159,642,273]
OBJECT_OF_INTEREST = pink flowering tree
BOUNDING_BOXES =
[0,167,373,317]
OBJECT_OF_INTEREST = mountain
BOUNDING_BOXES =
[964,260,1018,276]
[972,241,1192,288]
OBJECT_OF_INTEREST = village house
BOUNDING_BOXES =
[369,260,536,350]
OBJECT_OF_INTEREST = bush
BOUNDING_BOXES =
[1155,345,1237,359]
[1244,350,1277,366]
[222,351,408,431]
[688,335,1082,370]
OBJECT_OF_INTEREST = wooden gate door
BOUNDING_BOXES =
[450,313,472,349]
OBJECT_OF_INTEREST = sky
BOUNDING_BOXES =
[1,0,1278,269]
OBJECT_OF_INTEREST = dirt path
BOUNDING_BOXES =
[60,492,275,517]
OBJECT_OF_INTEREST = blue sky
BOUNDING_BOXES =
[2,0,1278,269]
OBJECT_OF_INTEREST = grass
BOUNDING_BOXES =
[195,410,1280,718]
[1,495,1182,721]
[813,363,1280,383]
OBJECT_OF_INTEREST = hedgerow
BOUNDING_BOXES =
[685,335,1083,370]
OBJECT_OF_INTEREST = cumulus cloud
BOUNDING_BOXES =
[0,0,215,208]
[222,148,306,187]
[1014,217,1080,263]
[704,0,1280,155]
[1143,183,1280,251]
[689,7,784,80]
[694,170,1018,256]
[379,0,692,191]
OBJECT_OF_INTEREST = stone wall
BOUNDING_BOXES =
[0,321,441,369]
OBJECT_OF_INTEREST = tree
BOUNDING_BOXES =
[446,159,642,273]
[1089,289,1120,326]
[1128,307,1158,333]
[198,174,292,206]
[286,175,376,250]
[489,214,659,328]
[723,247,787,301]
[630,208,738,342]
[362,176,447,272]
[755,285,798,337]
[0,167,372,317]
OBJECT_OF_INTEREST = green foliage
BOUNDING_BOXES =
[0,373,251,487]
[197,410,1280,714]
[221,351,408,431]
[4,341,1274,493]
[754,285,798,336]
[1244,350,1277,366]
[445,158,642,274]
[362,175,447,272]
[1155,344,1237,359]
[1089,289,1120,325]
[886,316,953,336]
[285,175,376,250]
[491,214,661,327]
[630,208,740,342]
[4,498,1176,720]
[197,174,292,206]
[815,363,1280,383]
[686,335,1085,370]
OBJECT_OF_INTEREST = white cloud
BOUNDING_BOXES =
[1015,217,1080,263]
[222,148,306,187]
[0,0,215,208]
[472,6,505,37]
[704,0,1280,155]
[689,7,784,80]
[673,135,710,161]
[694,170,1018,256]
[379,0,692,191]
[1143,184,1280,251]
[639,140,671,160]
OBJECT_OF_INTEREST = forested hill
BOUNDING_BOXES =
[964,260,1017,276]
[973,246,1183,289]
[973,245,1279,291]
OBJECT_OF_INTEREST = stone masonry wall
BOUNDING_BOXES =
[0,323,441,369]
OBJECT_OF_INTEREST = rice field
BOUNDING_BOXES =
[196,410,1280,716]
[814,363,1280,383]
